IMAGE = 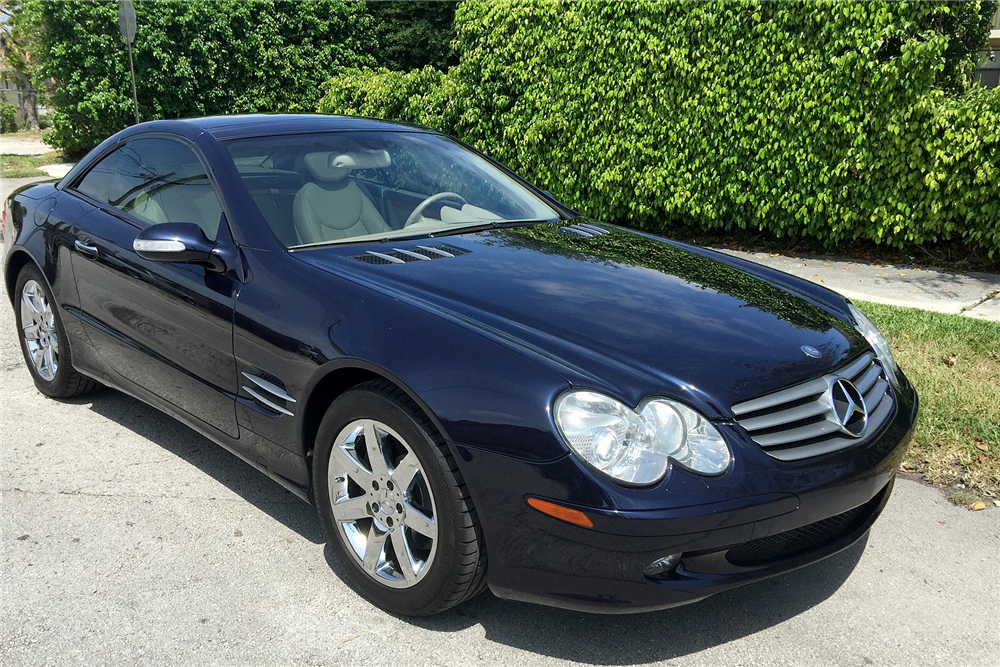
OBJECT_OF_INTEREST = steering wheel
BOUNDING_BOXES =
[404,192,468,227]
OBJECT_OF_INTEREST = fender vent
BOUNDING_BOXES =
[350,245,467,265]
[559,223,611,238]
[241,371,296,416]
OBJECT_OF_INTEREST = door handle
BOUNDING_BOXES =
[74,239,98,259]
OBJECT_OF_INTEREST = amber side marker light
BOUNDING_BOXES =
[526,497,594,528]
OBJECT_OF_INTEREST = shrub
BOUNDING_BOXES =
[20,0,378,153]
[317,1,1000,256]
[0,101,19,133]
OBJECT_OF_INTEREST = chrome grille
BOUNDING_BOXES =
[731,353,895,461]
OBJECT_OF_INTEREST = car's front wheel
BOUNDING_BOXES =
[14,264,100,398]
[313,380,487,615]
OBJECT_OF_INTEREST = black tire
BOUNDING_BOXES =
[313,380,487,615]
[14,264,100,398]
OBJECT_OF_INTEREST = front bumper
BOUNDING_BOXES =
[452,381,917,613]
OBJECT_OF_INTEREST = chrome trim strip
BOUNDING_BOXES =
[737,400,829,431]
[562,225,595,238]
[366,251,406,264]
[242,386,294,416]
[416,245,454,258]
[855,364,881,395]
[393,248,432,261]
[843,353,874,380]
[731,376,829,415]
[752,419,843,447]
[241,372,297,403]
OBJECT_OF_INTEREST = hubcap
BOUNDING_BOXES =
[328,419,438,588]
[20,280,59,381]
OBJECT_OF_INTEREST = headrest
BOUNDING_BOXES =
[303,150,392,182]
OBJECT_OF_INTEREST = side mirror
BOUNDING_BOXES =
[133,222,228,272]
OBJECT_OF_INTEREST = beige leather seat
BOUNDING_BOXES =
[292,151,392,244]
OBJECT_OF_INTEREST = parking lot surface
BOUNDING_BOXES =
[2,294,999,666]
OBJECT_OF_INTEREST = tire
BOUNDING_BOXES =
[14,264,100,398]
[313,380,487,615]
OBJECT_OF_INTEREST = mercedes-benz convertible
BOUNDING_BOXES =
[3,115,917,615]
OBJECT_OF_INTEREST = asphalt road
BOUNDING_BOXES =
[1,290,999,666]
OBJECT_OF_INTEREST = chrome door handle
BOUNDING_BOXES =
[74,239,98,258]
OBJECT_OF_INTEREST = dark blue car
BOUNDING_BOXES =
[2,115,917,615]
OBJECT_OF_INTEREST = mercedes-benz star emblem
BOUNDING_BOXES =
[830,378,868,437]
[801,345,821,358]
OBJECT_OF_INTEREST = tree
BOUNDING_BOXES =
[0,0,41,130]
[366,1,458,71]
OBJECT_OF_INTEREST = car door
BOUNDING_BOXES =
[67,135,241,437]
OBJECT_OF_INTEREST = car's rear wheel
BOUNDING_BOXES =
[313,380,487,615]
[14,265,100,398]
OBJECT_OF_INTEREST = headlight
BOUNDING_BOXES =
[553,390,731,485]
[848,303,899,384]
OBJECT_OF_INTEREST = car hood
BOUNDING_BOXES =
[292,222,868,418]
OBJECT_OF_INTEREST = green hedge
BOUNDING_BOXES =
[21,0,378,153]
[317,1,1000,256]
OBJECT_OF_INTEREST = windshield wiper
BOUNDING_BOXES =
[427,218,553,239]
[288,219,555,251]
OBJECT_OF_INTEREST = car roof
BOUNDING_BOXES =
[164,114,434,140]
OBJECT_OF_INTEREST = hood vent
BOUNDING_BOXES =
[351,245,467,265]
[559,223,611,238]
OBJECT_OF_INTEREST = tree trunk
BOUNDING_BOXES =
[13,71,39,131]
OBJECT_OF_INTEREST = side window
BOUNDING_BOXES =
[74,137,224,241]
[75,150,123,205]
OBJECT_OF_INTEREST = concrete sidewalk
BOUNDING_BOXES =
[0,136,50,156]
[717,247,1000,322]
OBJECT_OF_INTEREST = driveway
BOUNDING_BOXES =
[1,272,999,666]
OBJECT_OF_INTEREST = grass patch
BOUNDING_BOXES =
[855,301,1000,499]
[0,152,64,178]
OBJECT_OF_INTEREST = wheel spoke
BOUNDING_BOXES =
[403,505,436,539]
[364,420,390,478]
[32,346,46,373]
[330,442,374,486]
[44,345,56,374]
[22,289,42,315]
[331,495,370,522]
[391,453,420,492]
[362,523,388,574]
[390,532,417,583]
[22,322,40,341]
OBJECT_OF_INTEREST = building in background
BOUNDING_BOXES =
[977,5,1000,87]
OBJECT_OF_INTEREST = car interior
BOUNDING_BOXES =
[228,133,553,248]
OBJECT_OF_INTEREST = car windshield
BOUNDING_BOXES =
[223,131,560,248]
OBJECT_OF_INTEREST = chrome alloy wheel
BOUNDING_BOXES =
[328,419,438,588]
[20,279,59,381]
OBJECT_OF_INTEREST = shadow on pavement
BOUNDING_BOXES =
[409,534,868,664]
[79,387,325,544]
[77,385,866,664]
